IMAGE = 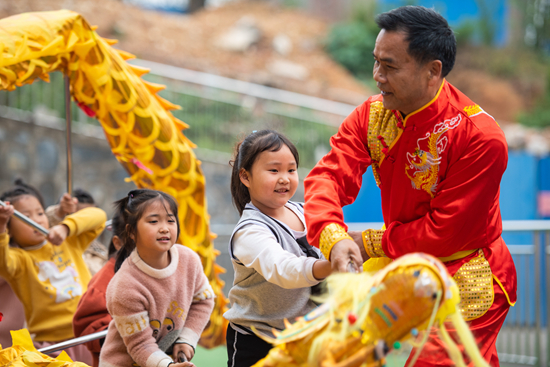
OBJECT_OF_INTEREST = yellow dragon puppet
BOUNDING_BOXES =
[253,253,490,367]
[0,9,227,348]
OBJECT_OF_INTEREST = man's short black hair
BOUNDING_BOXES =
[376,6,456,77]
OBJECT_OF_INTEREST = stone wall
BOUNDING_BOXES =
[0,116,136,216]
[0,114,306,295]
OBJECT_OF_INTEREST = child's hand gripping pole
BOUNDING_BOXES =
[0,200,49,236]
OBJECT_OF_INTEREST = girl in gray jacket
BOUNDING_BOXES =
[224,130,332,367]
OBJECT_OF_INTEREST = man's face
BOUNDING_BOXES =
[373,29,433,115]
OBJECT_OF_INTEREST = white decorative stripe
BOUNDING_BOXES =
[131,245,179,279]
[231,329,238,367]
[145,350,172,367]
[113,311,149,337]
[482,110,496,120]
[469,108,495,121]
[177,327,200,348]
[192,282,215,301]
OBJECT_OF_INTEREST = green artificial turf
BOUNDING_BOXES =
[192,346,410,367]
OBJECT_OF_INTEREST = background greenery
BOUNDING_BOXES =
[324,0,550,128]
[192,345,411,366]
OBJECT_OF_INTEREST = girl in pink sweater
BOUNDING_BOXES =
[99,189,215,367]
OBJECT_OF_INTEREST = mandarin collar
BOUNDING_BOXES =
[395,79,447,128]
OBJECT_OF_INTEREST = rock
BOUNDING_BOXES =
[266,59,309,81]
[502,123,528,150]
[300,38,317,53]
[502,123,550,156]
[214,15,261,52]
[272,33,292,56]
[526,133,550,157]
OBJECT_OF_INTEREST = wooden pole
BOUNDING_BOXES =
[64,74,73,195]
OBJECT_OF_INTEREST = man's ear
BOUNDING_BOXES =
[240,169,251,188]
[428,60,443,85]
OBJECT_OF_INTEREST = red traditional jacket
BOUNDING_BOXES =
[304,80,517,314]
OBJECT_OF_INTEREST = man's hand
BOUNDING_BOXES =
[56,194,78,219]
[329,238,363,273]
[173,343,195,362]
[348,231,370,263]
[48,224,69,245]
[0,202,14,234]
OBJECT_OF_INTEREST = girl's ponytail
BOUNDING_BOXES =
[230,141,251,216]
[107,209,125,260]
[113,196,132,272]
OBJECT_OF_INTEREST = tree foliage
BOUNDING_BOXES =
[515,0,550,52]
[325,23,378,80]
[324,1,379,81]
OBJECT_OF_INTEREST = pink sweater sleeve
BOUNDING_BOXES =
[177,251,215,348]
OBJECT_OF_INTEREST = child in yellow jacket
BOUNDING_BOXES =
[0,180,106,364]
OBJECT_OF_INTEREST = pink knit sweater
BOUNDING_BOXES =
[99,245,214,367]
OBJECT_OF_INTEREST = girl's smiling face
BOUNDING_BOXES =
[240,144,298,218]
[9,195,49,247]
[132,199,178,268]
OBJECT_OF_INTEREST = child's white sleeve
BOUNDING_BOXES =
[232,224,320,289]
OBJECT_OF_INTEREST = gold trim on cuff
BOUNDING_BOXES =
[319,223,353,260]
[362,229,387,258]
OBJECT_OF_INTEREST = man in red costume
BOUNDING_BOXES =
[304,6,517,366]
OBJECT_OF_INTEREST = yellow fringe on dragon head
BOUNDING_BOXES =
[252,253,490,367]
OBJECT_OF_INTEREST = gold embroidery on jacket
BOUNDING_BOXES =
[405,114,462,197]
[464,104,483,117]
[362,229,386,258]
[319,223,353,259]
[453,250,494,321]
[367,101,400,186]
